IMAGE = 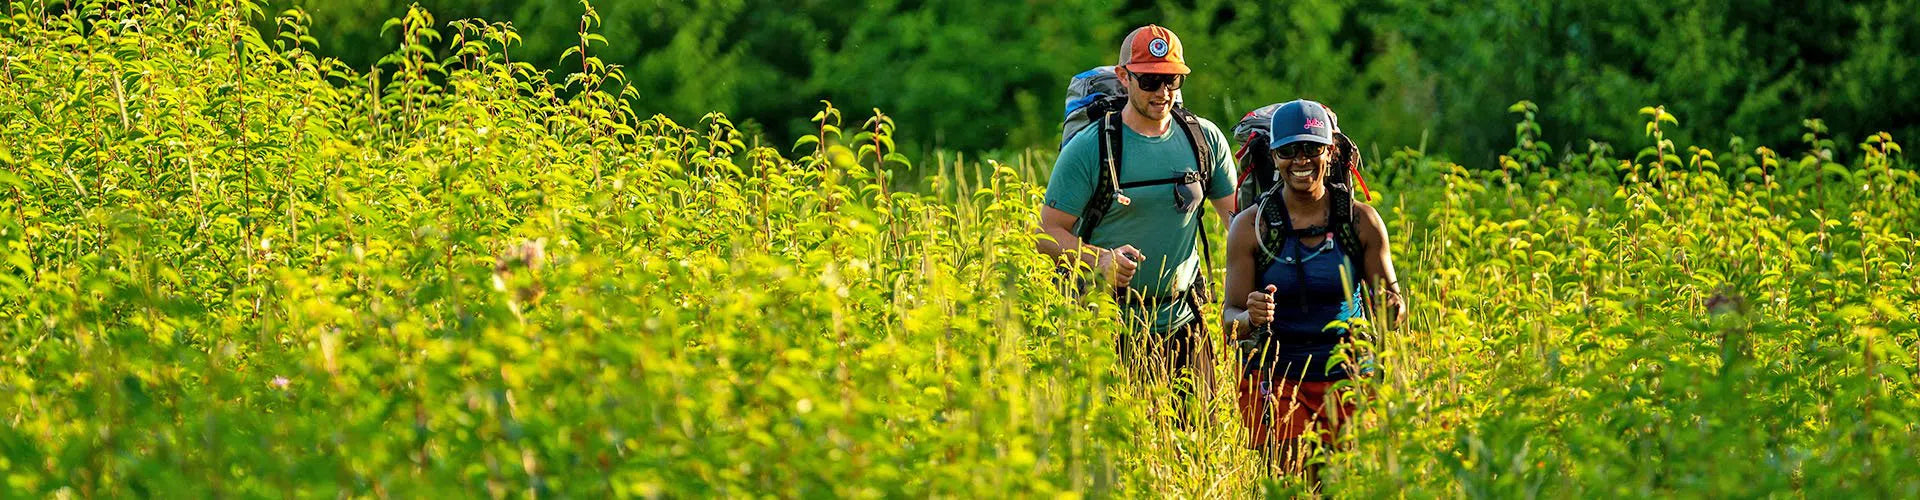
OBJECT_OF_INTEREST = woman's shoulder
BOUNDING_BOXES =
[1352,200,1378,221]
[1230,202,1260,234]
[1350,200,1389,243]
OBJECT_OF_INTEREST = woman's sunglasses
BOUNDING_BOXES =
[1272,142,1330,160]
[1132,72,1185,92]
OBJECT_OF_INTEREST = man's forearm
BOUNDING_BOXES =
[1036,227,1108,269]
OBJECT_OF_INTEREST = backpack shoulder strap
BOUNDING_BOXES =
[1075,112,1127,242]
[1329,133,1368,285]
[1172,108,1213,186]
[1253,190,1290,277]
[1172,107,1219,301]
[1330,188,1366,285]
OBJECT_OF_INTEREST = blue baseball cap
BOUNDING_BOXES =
[1267,99,1337,149]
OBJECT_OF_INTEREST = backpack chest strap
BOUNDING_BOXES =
[1118,170,1203,189]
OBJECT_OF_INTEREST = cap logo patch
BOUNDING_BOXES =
[1149,38,1170,57]
[1302,117,1326,130]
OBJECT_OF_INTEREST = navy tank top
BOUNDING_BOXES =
[1247,232,1366,381]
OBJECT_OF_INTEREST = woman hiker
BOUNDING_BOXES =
[1220,99,1407,485]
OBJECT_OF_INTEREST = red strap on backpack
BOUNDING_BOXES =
[1350,163,1372,202]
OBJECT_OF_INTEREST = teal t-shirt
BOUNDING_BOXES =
[1045,115,1236,333]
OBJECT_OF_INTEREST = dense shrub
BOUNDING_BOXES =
[3,2,1917,497]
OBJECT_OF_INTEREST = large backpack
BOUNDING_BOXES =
[1059,66,1215,302]
[1231,102,1371,288]
[1061,66,1184,148]
[1230,103,1287,213]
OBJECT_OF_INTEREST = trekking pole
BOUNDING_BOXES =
[1237,323,1271,351]
[1237,286,1277,351]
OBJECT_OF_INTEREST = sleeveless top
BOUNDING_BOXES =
[1247,229,1366,381]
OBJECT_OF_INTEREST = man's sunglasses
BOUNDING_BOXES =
[1273,142,1330,160]
[1132,72,1185,92]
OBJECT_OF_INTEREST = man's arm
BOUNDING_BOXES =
[1036,206,1101,268]
[1037,132,1139,287]
[1036,206,1140,287]
[1209,196,1234,228]
[1202,119,1240,225]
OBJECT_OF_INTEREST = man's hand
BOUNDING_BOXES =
[1099,245,1144,288]
[1247,284,1278,326]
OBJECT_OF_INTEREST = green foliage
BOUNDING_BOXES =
[266,0,1123,155]
[264,0,1919,161]
[1328,100,1920,497]
[3,1,1918,497]
[0,2,1148,496]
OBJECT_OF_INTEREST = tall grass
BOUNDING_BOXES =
[1,2,1915,497]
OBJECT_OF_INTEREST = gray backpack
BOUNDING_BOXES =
[1060,66,1184,149]
[1230,102,1288,212]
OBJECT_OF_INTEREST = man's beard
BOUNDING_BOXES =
[1130,96,1168,120]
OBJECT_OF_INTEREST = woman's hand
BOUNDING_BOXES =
[1247,284,1278,326]
[1382,288,1407,329]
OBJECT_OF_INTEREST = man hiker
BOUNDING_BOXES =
[1034,25,1238,421]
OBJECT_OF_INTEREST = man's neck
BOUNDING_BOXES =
[1121,104,1173,137]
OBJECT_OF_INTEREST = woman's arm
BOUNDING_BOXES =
[1222,208,1276,340]
[1354,202,1406,328]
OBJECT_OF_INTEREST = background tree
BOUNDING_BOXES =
[271,0,1920,164]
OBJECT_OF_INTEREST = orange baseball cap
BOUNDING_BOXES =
[1118,25,1190,75]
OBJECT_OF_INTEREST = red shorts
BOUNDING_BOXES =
[1236,370,1354,449]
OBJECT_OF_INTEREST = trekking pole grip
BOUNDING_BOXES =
[1237,285,1277,351]
[1237,322,1271,351]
